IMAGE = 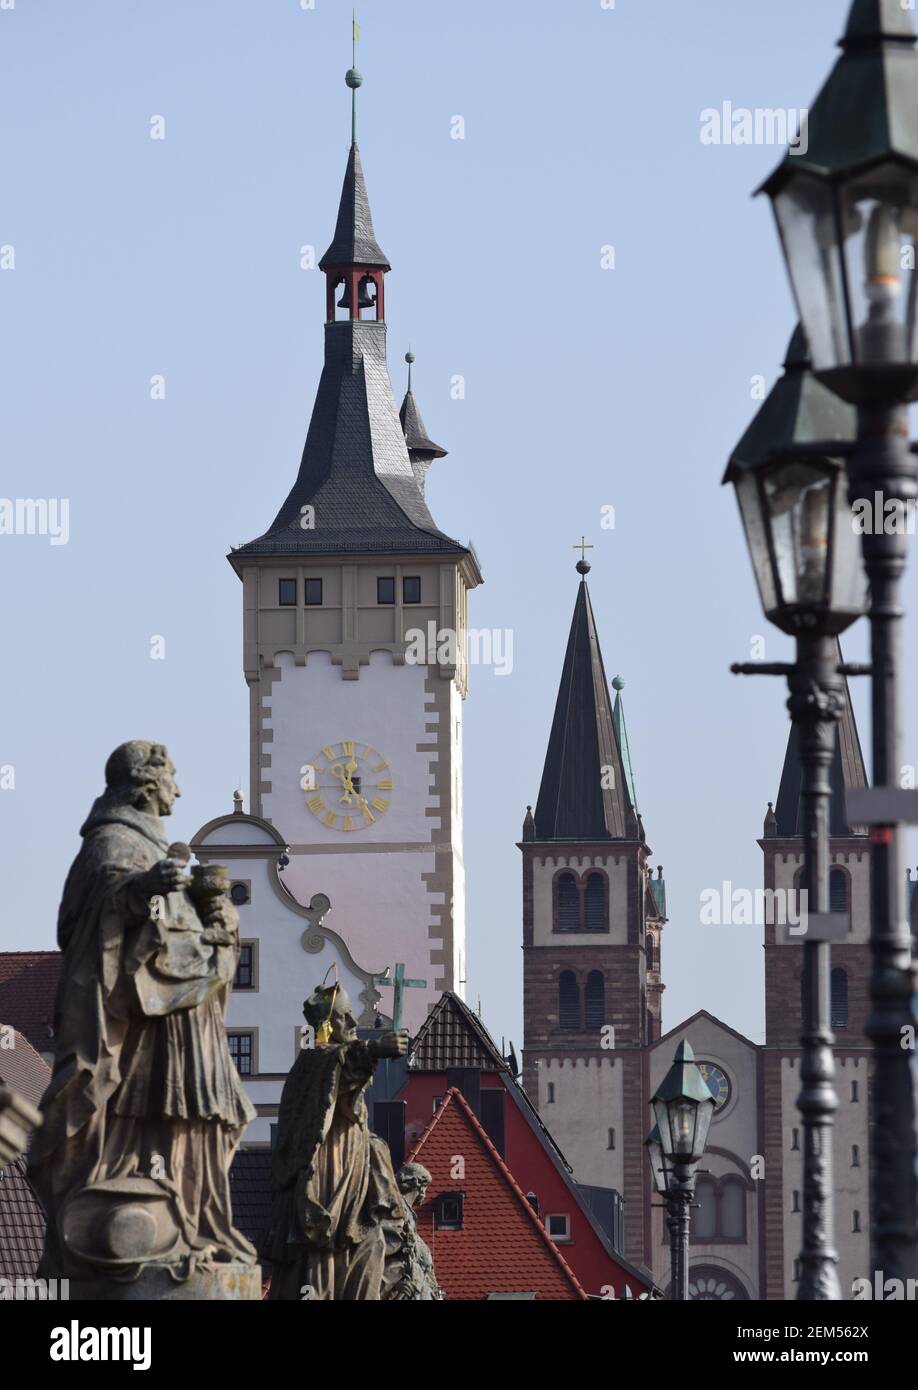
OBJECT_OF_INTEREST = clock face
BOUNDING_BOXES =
[698,1062,731,1112]
[301,740,393,832]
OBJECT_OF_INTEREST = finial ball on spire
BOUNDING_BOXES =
[346,66,363,89]
[405,350,415,364]
[612,675,625,691]
[575,558,591,576]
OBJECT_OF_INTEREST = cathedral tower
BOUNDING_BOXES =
[760,657,873,1298]
[228,69,481,1032]
[521,557,665,1260]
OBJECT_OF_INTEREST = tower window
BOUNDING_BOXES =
[720,1179,745,1239]
[227,1031,254,1075]
[792,1190,800,1214]
[607,1127,615,1151]
[694,1177,717,1240]
[234,943,255,990]
[830,968,849,1029]
[304,578,323,606]
[278,578,297,606]
[546,1082,555,1104]
[851,1080,859,1102]
[853,1210,861,1234]
[556,873,579,932]
[558,971,580,1030]
[791,1127,799,1151]
[852,1144,860,1168]
[583,872,607,931]
[230,880,250,907]
[377,576,395,605]
[829,867,849,916]
[584,970,605,1030]
[402,575,421,604]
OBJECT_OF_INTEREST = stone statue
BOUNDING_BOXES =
[0,1086,42,1167]
[29,741,259,1297]
[382,1162,443,1301]
[263,984,408,1300]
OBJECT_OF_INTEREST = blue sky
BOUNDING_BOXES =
[1,0,915,1055]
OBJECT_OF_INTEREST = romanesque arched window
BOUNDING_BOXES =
[829,867,849,916]
[558,970,580,1030]
[584,970,605,1029]
[831,968,849,1029]
[720,1178,746,1239]
[584,872,607,931]
[556,873,579,932]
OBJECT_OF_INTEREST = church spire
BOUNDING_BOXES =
[772,638,869,836]
[532,555,638,841]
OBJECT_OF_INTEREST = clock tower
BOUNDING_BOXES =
[228,69,481,1033]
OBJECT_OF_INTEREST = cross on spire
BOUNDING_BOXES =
[573,535,593,576]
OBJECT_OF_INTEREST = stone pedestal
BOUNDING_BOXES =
[70,1262,262,1301]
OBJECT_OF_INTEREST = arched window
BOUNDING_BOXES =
[584,970,605,1029]
[557,873,579,932]
[831,968,849,1029]
[694,1177,717,1239]
[645,932,655,971]
[584,872,606,931]
[829,867,849,915]
[559,971,580,1030]
[721,1179,746,1239]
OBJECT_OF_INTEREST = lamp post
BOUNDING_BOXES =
[724,325,866,1299]
[759,0,918,1285]
[645,1123,681,1295]
[647,1041,716,1301]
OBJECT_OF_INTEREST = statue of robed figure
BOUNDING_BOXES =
[29,741,257,1288]
[263,983,408,1300]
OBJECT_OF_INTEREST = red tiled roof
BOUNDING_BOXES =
[0,952,61,1054]
[0,1030,50,1109]
[408,1088,588,1301]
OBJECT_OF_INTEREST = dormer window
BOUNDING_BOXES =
[433,1192,464,1230]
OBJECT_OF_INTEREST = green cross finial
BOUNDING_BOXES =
[346,13,362,145]
[371,962,426,1031]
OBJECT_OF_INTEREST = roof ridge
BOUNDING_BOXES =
[411,1088,588,1298]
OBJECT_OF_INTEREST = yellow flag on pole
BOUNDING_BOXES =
[353,19,360,42]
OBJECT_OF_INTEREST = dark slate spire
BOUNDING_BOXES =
[319,143,391,272]
[773,640,868,836]
[533,562,637,841]
[399,350,447,498]
[231,320,468,559]
[231,65,471,565]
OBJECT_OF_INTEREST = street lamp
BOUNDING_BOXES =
[760,0,918,1286]
[728,327,864,637]
[725,326,864,1300]
[649,1041,715,1300]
